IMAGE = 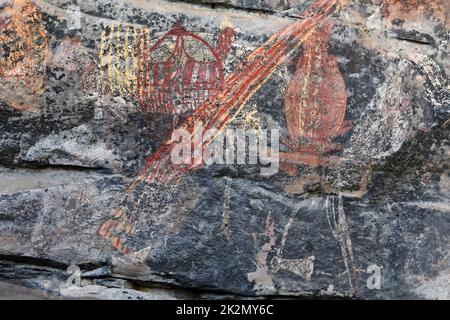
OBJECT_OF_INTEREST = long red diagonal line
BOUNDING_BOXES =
[135,0,337,187]
[128,0,341,191]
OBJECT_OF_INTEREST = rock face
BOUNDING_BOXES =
[0,0,449,300]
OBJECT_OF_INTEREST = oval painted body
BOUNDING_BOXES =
[284,20,347,153]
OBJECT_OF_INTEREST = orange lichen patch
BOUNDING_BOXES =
[0,0,48,112]
[381,0,449,27]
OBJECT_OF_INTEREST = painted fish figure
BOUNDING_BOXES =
[282,19,351,170]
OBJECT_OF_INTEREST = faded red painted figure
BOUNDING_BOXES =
[281,19,351,173]
[98,0,348,254]
[137,24,234,114]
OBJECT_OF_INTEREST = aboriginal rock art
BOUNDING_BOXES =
[99,23,234,116]
[99,24,150,99]
[281,18,351,174]
[98,0,348,254]
[247,212,276,293]
[138,24,234,115]
[0,0,48,112]
[130,0,345,188]
[271,217,315,281]
[248,215,316,291]
[325,195,358,293]
[97,208,134,253]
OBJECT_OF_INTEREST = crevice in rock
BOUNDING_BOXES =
[13,162,111,173]
[392,36,434,46]
[0,254,69,270]
[390,31,436,46]
[169,0,282,15]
